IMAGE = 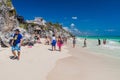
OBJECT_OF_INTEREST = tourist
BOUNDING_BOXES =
[103,39,106,45]
[34,34,38,43]
[83,38,87,47]
[73,37,76,48]
[37,35,41,43]
[64,37,67,44]
[34,34,41,43]
[10,29,23,60]
[98,39,101,45]
[44,36,50,45]
[57,36,63,51]
[51,34,56,51]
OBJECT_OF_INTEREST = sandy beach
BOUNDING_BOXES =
[0,39,71,80]
[1,0,120,80]
[47,43,120,80]
[0,39,120,80]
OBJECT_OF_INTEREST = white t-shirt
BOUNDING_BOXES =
[52,37,56,40]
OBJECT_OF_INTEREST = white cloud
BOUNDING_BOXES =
[70,23,75,28]
[63,27,70,31]
[74,28,79,32]
[63,26,81,35]
[63,26,93,36]
[72,17,77,20]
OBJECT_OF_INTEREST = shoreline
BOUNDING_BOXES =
[76,37,120,59]
[47,41,120,80]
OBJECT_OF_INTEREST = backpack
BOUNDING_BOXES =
[13,35,18,46]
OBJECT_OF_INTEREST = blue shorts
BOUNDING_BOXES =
[12,43,21,52]
[52,40,56,46]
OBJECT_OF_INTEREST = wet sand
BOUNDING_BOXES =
[47,44,120,80]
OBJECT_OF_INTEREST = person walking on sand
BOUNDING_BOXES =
[10,29,23,60]
[73,37,76,48]
[83,38,87,47]
[57,36,63,51]
[51,34,57,51]
[64,37,67,44]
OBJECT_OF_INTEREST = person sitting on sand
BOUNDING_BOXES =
[37,35,41,43]
[57,36,63,51]
[73,37,76,48]
[51,34,57,51]
[44,36,50,45]
[34,35,38,43]
[10,29,23,60]
[83,38,87,47]
[34,35,41,43]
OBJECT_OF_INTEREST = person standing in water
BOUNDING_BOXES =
[51,34,57,51]
[10,29,23,60]
[103,39,106,45]
[73,37,76,48]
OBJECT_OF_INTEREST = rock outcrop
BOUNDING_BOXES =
[0,0,72,47]
[0,0,18,32]
[0,0,31,47]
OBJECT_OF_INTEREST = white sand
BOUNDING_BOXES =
[0,39,71,80]
[47,43,120,80]
[1,39,120,80]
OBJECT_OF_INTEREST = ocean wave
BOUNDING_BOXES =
[103,40,120,49]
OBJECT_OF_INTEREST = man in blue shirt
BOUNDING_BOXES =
[11,29,23,60]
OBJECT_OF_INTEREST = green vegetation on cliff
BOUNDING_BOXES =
[19,23,28,30]
[6,0,12,7]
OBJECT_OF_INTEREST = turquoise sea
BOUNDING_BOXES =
[77,36,120,58]
[79,36,120,42]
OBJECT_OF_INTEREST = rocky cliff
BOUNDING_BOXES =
[0,0,72,47]
[0,0,18,32]
[0,0,30,47]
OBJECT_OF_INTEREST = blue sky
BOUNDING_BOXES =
[12,0,120,36]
